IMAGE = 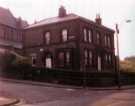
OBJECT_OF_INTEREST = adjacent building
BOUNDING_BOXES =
[0,7,27,54]
[0,6,116,72]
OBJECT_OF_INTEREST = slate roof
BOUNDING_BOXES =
[25,13,114,32]
[25,14,80,29]
[0,6,113,32]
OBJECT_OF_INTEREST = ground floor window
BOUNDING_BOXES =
[66,51,70,65]
[105,53,112,65]
[84,50,88,65]
[57,50,72,68]
[97,55,102,71]
[84,49,93,67]
[58,52,65,67]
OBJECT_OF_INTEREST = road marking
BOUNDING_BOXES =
[66,88,75,91]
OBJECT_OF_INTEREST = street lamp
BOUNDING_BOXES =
[115,23,121,89]
[115,20,131,89]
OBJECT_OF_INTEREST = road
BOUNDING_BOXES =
[0,79,135,106]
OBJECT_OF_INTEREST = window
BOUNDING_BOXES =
[58,52,65,67]
[108,54,112,64]
[66,52,70,64]
[58,51,72,67]
[45,32,50,44]
[107,36,111,47]
[62,29,68,42]
[89,51,92,65]
[104,35,107,46]
[96,32,100,44]
[84,50,88,65]
[84,50,93,66]
[97,56,102,71]
[105,54,112,64]
[105,54,108,62]
[83,28,87,42]
[88,30,92,43]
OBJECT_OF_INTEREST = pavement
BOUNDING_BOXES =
[0,97,19,106]
[0,77,135,90]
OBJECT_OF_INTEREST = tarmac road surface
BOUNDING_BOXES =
[0,78,135,106]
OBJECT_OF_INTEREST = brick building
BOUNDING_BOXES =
[0,7,27,54]
[0,6,115,72]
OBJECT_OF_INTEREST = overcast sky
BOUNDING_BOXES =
[0,0,134,59]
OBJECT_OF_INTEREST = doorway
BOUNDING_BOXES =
[45,54,52,68]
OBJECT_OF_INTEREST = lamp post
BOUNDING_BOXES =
[115,24,121,89]
[115,20,131,89]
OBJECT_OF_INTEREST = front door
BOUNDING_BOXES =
[45,57,52,68]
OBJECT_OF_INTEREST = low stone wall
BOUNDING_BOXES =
[2,66,135,86]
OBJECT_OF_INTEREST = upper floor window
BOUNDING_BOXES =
[107,36,111,47]
[88,30,92,43]
[83,28,87,42]
[62,29,68,42]
[96,32,100,44]
[45,32,50,44]
[104,35,107,46]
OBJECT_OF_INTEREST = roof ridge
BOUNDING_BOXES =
[29,13,79,26]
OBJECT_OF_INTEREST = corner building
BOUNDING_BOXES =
[24,6,115,72]
[0,6,116,72]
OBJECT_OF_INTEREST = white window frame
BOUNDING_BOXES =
[108,36,111,47]
[62,29,68,42]
[84,50,88,65]
[45,32,50,44]
[66,51,70,64]
[88,30,92,43]
[83,28,87,42]
[108,54,111,63]
[89,51,92,65]
[98,56,102,71]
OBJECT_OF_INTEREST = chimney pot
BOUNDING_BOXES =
[95,14,102,25]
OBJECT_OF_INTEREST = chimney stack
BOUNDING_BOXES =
[58,6,67,17]
[95,14,102,25]
[16,17,22,28]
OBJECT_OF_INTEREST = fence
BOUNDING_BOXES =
[2,66,135,87]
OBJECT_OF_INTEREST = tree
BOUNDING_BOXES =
[120,56,135,72]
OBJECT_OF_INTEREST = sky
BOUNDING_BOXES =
[0,0,134,60]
